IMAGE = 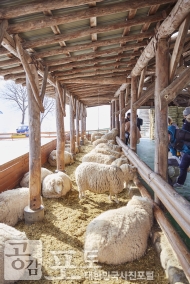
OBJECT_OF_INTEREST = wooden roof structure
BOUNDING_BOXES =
[0,0,190,109]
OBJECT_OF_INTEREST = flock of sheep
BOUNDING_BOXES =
[0,128,153,283]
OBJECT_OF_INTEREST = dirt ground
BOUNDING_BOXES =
[16,144,169,284]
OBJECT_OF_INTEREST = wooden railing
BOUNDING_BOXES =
[0,139,56,193]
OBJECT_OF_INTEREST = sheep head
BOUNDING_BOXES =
[50,177,63,195]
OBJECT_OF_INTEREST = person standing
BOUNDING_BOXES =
[125,114,141,145]
[182,107,190,132]
[168,124,190,189]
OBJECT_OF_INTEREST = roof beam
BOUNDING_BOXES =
[35,36,151,59]
[22,14,164,49]
[131,0,190,76]
[7,0,175,34]
[60,77,131,84]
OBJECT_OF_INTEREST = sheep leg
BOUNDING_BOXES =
[79,189,86,199]
[114,194,119,203]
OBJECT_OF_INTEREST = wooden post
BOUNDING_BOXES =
[80,103,85,145]
[154,38,169,204]
[69,96,76,158]
[112,101,115,129]
[115,99,120,134]
[24,64,44,224]
[125,84,130,105]
[83,105,87,137]
[55,88,65,172]
[110,103,112,129]
[119,90,125,142]
[130,76,138,151]
[76,100,80,148]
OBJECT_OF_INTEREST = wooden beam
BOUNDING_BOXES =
[40,65,48,102]
[46,47,141,67]
[131,0,190,76]
[56,80,66,116]
[60,77,131,85]
[49,56,137,72]
[57,70,129,80]
[160,66,190,109]
[4,72,25,80]
[137,66,147,98]
[35,36,150,59]
[119,91,125,142]
[0,20,8,46]
[169,14,190,81]
[14,34,44,113]
[7,1,172,34]
[130,76,138,152]
[133,81,155,109]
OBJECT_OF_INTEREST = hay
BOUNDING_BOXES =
[16,144,168,284]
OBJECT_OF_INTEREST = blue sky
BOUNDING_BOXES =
[0,79,110,133]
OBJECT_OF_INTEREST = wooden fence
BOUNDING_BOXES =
[0,139,56,193]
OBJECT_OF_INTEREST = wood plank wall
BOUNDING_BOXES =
[0,139,56,193]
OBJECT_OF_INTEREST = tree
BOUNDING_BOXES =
[40,96,55,125]
[0,80,55,126]
[0,81,28,124]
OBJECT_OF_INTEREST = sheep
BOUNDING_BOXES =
[20,167,53,187]
[95,142,121,152]
[92,138,109,147]
[91,132,104,143]
[75,162,136,202]
[84,196,153,265]
[0,187,29,226]
[101,128,118,141]
[93,147,121,158]
[48,150,74,167]
[111,157,129,167]
[120,163,138,189]
[82,152,116,165]
[0,223,28,284]
[42,171,72,198]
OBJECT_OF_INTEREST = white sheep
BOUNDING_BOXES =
[84,196,153,265]
[20,167,53,187]
[111,157,129,167]
[75,162,136,202]
[95,142,121,152]
[48,150,74,167]
[0,223,28,284]
[42,171,72,198]
[82,152,116,165]
[93,147,121,158]
[91,132,104,143]
[92,138,109,147]
[101,128,118,141]
[0,188,29,226]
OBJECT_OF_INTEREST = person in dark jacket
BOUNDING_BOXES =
[182,107,190,132]
[168,124,190,189]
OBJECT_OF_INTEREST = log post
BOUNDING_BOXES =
[112,101,115,129]
[24,65,44,224]
[69,96,76,159]
[80,103,85,145]
[125,84,130,105]
[130,76,138,152]
[55,87,65,172]
[154,38,169,204]
[119,90,125,142]
[115,98,120,134]
[110,103,112,129]
[76,99,80,148]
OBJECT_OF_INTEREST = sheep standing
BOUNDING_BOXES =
[101,128,118,141]
[0,223,28,284]
[75,162,134,202]
[95,142,121,152]
[0,188,29,226]
[42,171,72,198]
[111,157,129,167]
[48,150,74,167]
[82,152,116,165]
[20,167,53,187]
[84,196,153,265]
[91,132,104,143]
[93,147,121,158]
